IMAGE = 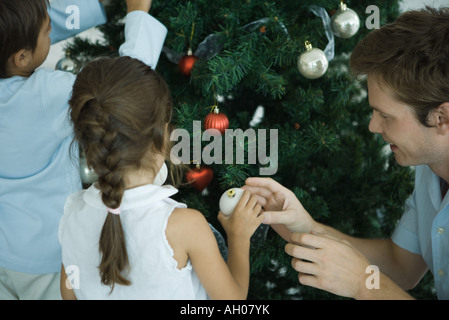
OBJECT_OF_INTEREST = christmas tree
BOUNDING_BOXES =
[64,0,436,299]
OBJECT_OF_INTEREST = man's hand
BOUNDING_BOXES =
[126,0,152,13]
[285,232,372,299]
[243,177,315,234]
[285,232,415,299]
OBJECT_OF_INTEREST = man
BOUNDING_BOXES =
[244,7,449,299]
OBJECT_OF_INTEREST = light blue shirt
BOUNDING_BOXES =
[48,0,107,44]
[392,165,449,299]
[0,1,167,274]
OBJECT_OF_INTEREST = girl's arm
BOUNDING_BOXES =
[60,264,77,300]
[217,191,264,298]
[167,191,263,299]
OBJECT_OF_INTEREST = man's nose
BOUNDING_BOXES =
[368,111,382,134]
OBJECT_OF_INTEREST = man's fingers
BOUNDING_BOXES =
[291,258,316,275]
[242,184,273,200]
[263,210,295,225]
[289,232,331,249]
[285,243,310,258]
[245,177,286,194]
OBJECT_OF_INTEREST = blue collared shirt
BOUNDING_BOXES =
[392,165,449,299]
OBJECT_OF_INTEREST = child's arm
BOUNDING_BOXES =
[217,191,264,298]
[48,0,107,44]
[168,191,263,299]
[119,0,167,69]
[60,264,77,300]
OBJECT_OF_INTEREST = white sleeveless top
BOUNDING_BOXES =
[58,183,208,300]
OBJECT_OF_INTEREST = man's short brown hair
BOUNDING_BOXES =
[350,7,449,126]
[0,0,49,78]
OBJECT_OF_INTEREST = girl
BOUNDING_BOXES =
[59,56,264,299]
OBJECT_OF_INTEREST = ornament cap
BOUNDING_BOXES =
[304,41,313,51]
[227,189,236,198]
[339,1,347,11]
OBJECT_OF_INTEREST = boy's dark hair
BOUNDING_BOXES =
[0,0,49,78]
[350,6,449,127]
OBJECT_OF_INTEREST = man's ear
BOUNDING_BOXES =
[12,49,32,69]
[429,102,449,135]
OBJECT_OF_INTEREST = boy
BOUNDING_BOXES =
[0,0,166,299]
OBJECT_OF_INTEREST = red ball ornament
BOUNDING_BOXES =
[185,164,213,192]
[204,106,229,135]
[178,49,198,76]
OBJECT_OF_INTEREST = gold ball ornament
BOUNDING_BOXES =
[297,41,329,79]
[330,1,360,39]
[219,188,244,216]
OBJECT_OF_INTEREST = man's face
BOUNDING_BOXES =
[367,76,440,167]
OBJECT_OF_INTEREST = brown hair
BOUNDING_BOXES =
[350,6,449,126]
[69,56,181,291]
[0,0,49,78]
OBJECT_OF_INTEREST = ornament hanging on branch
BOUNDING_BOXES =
[297,41,329,79]
[163,33,224,75]
[330,1,360,38]
[56,50,80,74]
[79,147,98,185]
[204,105,229,135]
[164,21,224,77]
[164,17,290,76]
[185,163,213,192]
[178,48,198,76]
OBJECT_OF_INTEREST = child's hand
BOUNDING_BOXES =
[126,0,152,13]
[218,190,264,241]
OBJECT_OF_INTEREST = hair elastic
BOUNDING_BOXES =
[107,207,121,215]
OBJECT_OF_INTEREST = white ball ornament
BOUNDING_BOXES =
[297,41,329,79]
[219,188,245,216]
[330,1,360,39]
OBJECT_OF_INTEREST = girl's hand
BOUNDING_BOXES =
[218,190,264,241]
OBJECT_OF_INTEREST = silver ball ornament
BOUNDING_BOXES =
[330,2,360,39]
[219,188,244,216]
[297,41,329,79]
[79,149,98,184]
[56,50,80,74]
